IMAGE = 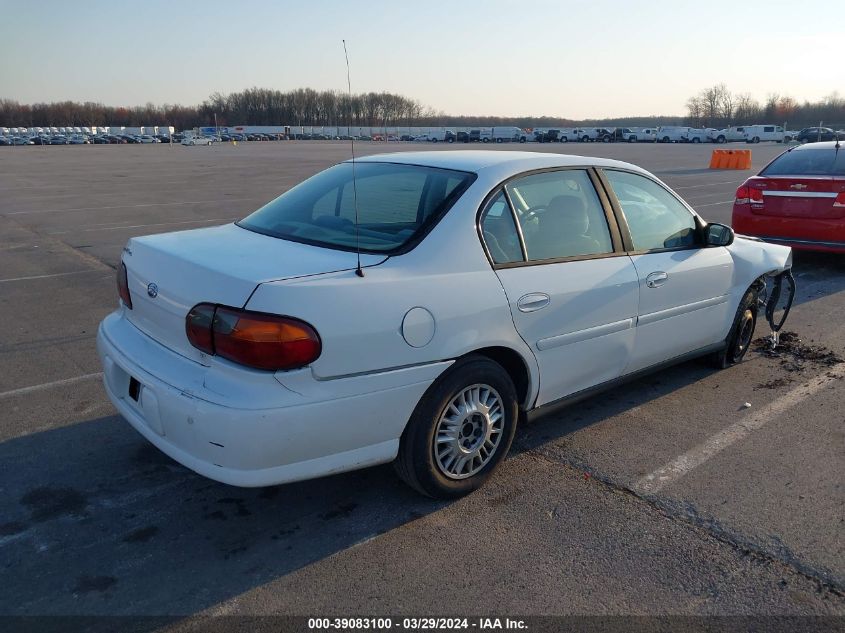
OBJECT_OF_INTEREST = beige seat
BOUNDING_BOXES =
[529,194,602,260]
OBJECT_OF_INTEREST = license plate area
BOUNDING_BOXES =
[128,376,141,402]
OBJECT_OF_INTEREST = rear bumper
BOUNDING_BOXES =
[97,312,448,487]
[732,206,845,253]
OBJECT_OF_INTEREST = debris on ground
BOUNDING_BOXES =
[741,402,752,409]
[756,377,794,390]
[752,331,843,373]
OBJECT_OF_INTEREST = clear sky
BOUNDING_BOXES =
[1,0,842,119]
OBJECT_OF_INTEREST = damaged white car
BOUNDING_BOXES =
[97,151,794,498]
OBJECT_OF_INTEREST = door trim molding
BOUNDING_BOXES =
[637,294,729,327]
[536,317,634,351]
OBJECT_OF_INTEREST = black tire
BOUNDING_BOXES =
[394,355,519,498]
[752,136,760,143]
[496,138,502,143]
[717,136,726,144]
[712,288,758,369]
[628,136,637,143]
[692,137,700,143]
[582,136,590,143]
[560,136,568,143]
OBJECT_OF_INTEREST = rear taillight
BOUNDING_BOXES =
[834,192,845,208]
[185,304,321,371]
[735,183,763,205]
[117,262,132,309]
[186,303,215,354]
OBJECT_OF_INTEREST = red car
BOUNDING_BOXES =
[732,141,845,253]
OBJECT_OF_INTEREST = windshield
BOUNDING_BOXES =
[238,162,475,253]
[762,148,845,177]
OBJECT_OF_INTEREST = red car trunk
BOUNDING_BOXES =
[744,175,845,220]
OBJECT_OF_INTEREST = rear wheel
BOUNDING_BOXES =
[752,136,760,143]
[717,135,726,144]
[712,288,758,369]
[394,355,518,498]
[560,136,568,143]
[628,136,637,143]
[692,137,700,143]
[662,136,670,143]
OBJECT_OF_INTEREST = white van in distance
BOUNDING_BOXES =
[492,127,527,143]
[744,125,785,143]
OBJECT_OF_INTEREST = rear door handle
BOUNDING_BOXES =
[517,293,550,312]
[646,271,668,288]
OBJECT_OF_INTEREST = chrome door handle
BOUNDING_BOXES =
[517,293,550,312]
[646,271,668,288]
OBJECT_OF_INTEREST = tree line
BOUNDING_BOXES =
[2,85,843,130]
[0,88,690,130]
[686,84,845,129]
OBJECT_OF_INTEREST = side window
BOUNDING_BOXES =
[480,192,523,264]
[604,170,699,251]
[505,170,613,261]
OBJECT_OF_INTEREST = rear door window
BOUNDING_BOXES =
[505,170,613,261]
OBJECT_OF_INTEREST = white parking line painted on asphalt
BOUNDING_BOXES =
[0,269,101,283]
[4,198,260,216]
[672,180,741,190]
[694,200,733,208]
[635,364,845,494]
[0,372,103,400]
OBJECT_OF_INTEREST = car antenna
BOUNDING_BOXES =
[343,39,364,278]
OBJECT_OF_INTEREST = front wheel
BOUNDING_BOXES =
[712,288,758,369]
[394,355,519,498]
[662,136,670,143]
[628,136,637,143]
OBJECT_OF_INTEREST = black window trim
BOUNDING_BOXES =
[475,165,626,270]
[237,160,478,257]
[594,167,711,256]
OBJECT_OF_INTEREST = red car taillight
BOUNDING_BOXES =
[185,304,321,371]
[834,192,845,208]
[117,262,132,309]
[734,183,763,205]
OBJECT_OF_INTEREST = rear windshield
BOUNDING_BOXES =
[239,162,475,253]
[762,148,845,176]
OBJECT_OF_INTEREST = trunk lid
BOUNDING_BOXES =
[122,223,385,364]
[748,175,845,220]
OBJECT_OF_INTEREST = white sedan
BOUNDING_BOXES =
[97,151,793,498]
[181,136,213,146]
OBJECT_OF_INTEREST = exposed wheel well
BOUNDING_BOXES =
[464,346,531,409]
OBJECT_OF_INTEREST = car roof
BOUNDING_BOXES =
[790,141,841,151]
[353,150,648,175]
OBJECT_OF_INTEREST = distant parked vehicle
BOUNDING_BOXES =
[592,128,613,143]
[468,129,481,142]
[657,126,689,143]
[92,136,110,144]
[535,129,560,143]
[49,136,68,145]
[30,136,49,145]
[492,126,527,143]
[795,127,841,143]
[708,126,746,144]
[182,136,213,146]
[744,125,785,143]
[457,131,469,143]
[620,128,657,143]
[684,128,710,143]
[571,128,597,142]
[137,135,158,144]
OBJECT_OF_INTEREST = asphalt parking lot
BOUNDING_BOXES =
[1,141,843,626]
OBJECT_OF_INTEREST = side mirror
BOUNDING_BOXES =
[704,223,734,247]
